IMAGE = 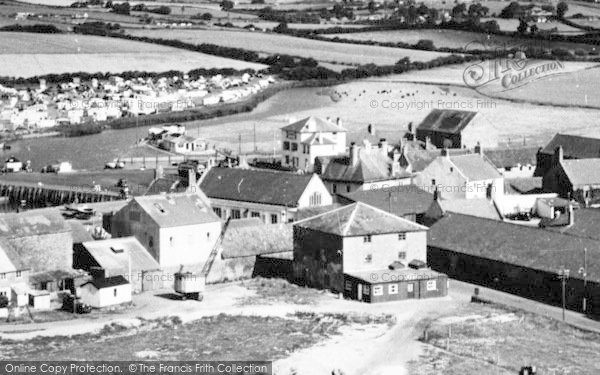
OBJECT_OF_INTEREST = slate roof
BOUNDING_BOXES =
[294,202,428,237]
[320,149,412,183]
[281,116,346,133]
[540,133,600,158]
[133,192,219,228]
[400,143,438,172]
[338,184,433,217]
[428,213,600,283]
[416,109,477,134]
[546,208,600,239]
[484,147,538,168]
[220,221,293,259]
[0,211,69,239]
[82,275,129,289]
[200,167,315,207]
[81,237,160,272]
[449,154,502,180]
[560,159,600,186]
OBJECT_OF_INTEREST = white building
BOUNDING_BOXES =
[78,276,132,308]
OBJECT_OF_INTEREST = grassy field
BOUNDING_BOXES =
[0,32,265,77]
[0,313,388,360]
[125,28,452,67]
[409,303,600,375]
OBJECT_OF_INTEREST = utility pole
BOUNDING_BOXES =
[238,133,242,156]
[580,248,588,313]
[558,267,570,321]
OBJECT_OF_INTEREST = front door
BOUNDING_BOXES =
[357,284,363,301]
[407,282,415,298]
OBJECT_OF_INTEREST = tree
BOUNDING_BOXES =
[557,2,568,19]
[112,1,130,15]
[221,0,234,11]
[415,39,435,50]
[451,3,466,18]
[367,0,377,14]
[500,1,522,19]
[517,19,528,34]
[273,22,288,33]
[530,23,538,34]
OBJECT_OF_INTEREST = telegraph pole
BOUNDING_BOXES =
[558,267,570,321]
[582,248,588,313]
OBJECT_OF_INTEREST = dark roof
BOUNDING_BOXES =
[294,202,427,237]
[82,275,129,289]
[338,184,433,217]
[200,167,315,207]
[546,208,600,239]
[540,133,600,158]
[559,159,600,186]
[281,116,346,133]
[220,222,293,259]
[449,154,502,180]
[484,147,538,169]
[428,213,600,283]
[416,109,477,135]
[132,192,219,228]
[319,149,411,183]
[505,177,543,194]
[0,211,69,239]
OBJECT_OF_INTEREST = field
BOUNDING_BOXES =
[409,303,600,375]
[0,32,266,77]
[323,28,595,51]
[125,28,452,68]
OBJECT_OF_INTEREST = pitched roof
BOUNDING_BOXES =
[294,202,427,237]
[541,133,600,158]
[302,133,338,146]
[68,221,94,244]
[320,149,411,183]
[132,192,219,228]
[400,143,438,172]
[484,147,538,169]
[546,208,600,239]
[560,159,600,186]
[281,116,346,133]
[338,184,433,217]
[416,109,477,134]
[437,198,502,220]
[449,154,502,180]
[200,167,315,207]
[81,237,160,272]
[428,213,600,283]
[0,211,70,239]
[82,275,129,289]
[220,222,292,259]
[0,243,17,273]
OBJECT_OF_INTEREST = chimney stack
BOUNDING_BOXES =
[336,117,342,128]
[367,123,375,135]
[554,146,564,166]
[474,141,483,156]
[425,136,432,150]
[378,138,388,153]
[441,148,450,158]
[350,142,359,167]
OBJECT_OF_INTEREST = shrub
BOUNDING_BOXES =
[415,39,435,50]
[0,295,8,308]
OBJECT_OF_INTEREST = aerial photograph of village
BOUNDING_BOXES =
[0,0,600,373]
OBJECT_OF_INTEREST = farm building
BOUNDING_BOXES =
[78,275,132,309]
[343,268,448,303]
[315,140,412,195]
[415,109,479,149]
[337,184,434,224]
[293,202,429,293]
[111,192,221,270]
[542,147,600,207]
[427,212,600,316]
[414,148,503,200]
[484,147,538,178]
[74,237,162,293]
[535,133,600,177]
[200,167,332,224]
[280,116,347,171]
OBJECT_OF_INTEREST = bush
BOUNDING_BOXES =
[112,1,130,15]
[551,47,572,58]
[192,12,212,21]
[574,48,587,57]
[0,295,8,308]
[415,39,435,50]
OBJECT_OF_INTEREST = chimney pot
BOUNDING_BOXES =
[474,141,483,156]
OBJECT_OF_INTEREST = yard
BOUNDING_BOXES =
[409,303,600,375]
[0,32,266,78]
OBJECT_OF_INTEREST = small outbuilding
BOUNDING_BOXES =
[28,289,51,310]
[78,275,131,308]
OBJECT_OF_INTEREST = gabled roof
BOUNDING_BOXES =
[294,202,427,237]
[320,149,411,183]
[81,237,160,272]
[81,275,129,289]
[559,159,600,186]
[281,116,346,133]
[338,184,433,217]
[540,133,600,158]
[428,213,600,283]
[449,154,502,180]
[484,147,538,169]
[416,109,477,134]
[302,133,337,146]
[400,142,438,172]
[200,167,315,207]
[132,192,219,228]
[0,211,70,239]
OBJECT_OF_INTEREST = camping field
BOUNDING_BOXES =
[124,28,452,69]
[0,32,266,78]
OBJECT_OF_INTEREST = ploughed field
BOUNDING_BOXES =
[0,32,266,78]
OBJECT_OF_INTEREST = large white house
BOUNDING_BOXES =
[281,116,347,171]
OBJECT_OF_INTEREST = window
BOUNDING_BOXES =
[148,236,154,249]
[251,211,261,218]
[426,280,437,291]
[0,273,5,279]
[286,131,296,139]
[450,167,453,172]
[283,141,290,150]
[309,192,322,206]
[0,291,6,297]
[231,209,241,219]
[346,185,351,193]
[363,235,372,243]
[207,232,210,241]
[40,281,48,290]
[213,207,222,218]
[398,233,406,240]
[291,143,298,152]
[170,236,174,247]
[364,285,370,295]
[407,283,414,293]
[332,184,337,194]
[285,155,290,164]
[16,271,21,278]
[431,179,436,185]
[113,288,117,297]
[365,254,372,263]
[373,285,383,296]
[398,251,407,260]
[344,281,352,291]
[271,214,278,224]
[388,284,398,294]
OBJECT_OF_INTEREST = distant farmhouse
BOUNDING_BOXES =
[535,133,600,177]
[280,116,347,171]
[200,167,332,224]
[415,109,479,149]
